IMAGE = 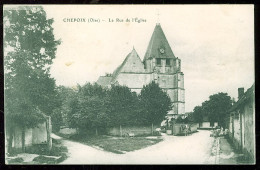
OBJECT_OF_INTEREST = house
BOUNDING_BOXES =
[5,115,52,153]
[97,23,185,116]
[198,115,218,129]
[227,83,255,163]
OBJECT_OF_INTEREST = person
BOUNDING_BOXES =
[188,125,191,135]
[185,124,189,136]
[182,124,186,136]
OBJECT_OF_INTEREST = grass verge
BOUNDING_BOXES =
[69,134,163,154]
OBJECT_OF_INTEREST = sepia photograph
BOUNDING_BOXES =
[3,5,255,164]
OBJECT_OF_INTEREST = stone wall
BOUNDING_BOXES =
[227,94,255,161]
[107,125,160,136]
[233,115,240,144]
[243,100,255,160]
[7,121,50,151]
[200,122,218,128]
[116,73,151,89]
[32,122,48,144]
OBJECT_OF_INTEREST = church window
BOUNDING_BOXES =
[156,58,161,66]
[166,59,171,66]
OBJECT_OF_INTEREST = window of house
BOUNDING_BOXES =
[156,58,161,66]
[166,59,170,66]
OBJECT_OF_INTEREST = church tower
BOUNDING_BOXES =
[97,23,185,116]
[143,23,185,116]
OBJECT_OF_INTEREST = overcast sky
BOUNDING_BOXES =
[41,5,254,112]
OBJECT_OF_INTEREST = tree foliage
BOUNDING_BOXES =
[107,85,142,127]
[65,81,172,133]
[192,92,232,128]
[66,83,109,134]
[4,6,60,129]
[139,81,172,125]
[192,106,204,124]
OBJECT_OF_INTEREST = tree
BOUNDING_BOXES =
[202,93,232,128]
[107,85,141,127]
[139,81,172,125]
[53,85,78,130]
[68,83,109,134]
[192,106,204,126]
[4,6,60,152]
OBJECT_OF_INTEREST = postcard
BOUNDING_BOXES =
[3,5,254,164]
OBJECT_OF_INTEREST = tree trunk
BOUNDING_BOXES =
[46,116,52,152]
[120,125,122,137]
[21,127,25,152]
[7,126,14,154]
[152,123,154,136]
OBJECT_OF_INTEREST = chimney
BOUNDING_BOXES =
[238,88,244,100]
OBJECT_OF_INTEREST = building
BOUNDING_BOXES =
[5,115,52,153]
[227,83,255,163]
[198,115,218,129]
[97,23,185,116]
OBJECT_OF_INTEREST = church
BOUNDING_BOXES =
[97,23,185,116]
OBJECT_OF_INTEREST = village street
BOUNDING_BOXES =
[59,130,216,164]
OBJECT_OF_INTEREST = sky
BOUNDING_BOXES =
[39,5,254,112]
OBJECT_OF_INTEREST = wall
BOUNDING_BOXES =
[243,99,255,160]
[233,114,240,148]
[32,122,47,144]
[9,121,49,150]
[202,122,210,128]
[116,73,151,89]
[228,93,255,162]
[228,114,234,139]
[199,122,218,128]
[13,126,22,149]
[59,127,77,135]
[107,125,160,136]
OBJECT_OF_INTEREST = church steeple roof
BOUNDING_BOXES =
[143,23,175,61]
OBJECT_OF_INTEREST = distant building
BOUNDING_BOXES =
[227,83,255,163]
[199,115,218,129]
[97,23,185,116]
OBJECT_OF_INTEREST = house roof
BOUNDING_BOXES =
[230,83,255,112]
[143,23,175,61]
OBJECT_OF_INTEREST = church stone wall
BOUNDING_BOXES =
[178,89,185,102]
[165,89,175,102]
[116,73,151,89]
[158,75,175,88]
[164,89,184,103]
[178,102,185,114]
